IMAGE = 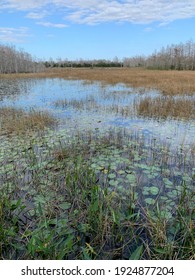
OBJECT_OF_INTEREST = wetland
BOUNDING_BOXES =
[0,68,194,260]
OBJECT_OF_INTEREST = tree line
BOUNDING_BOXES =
[1,40,195,73]
[45,40,195,70]
[123,40,195,70]
[44,57,123,68]
[0,44,44,74]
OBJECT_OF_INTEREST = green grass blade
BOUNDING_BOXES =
[129,245,143,260]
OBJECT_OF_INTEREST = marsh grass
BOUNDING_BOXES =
[136,96,195,120]
[0,107,56,135]
[54,97,135,117]
[2,68,195,95]
[46,68,195,95]
[54,96,100,112]
[0,128,194,260]
[54,93,194,120]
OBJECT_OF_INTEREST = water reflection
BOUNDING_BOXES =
[0,78,194,148]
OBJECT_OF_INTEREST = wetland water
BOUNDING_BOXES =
[0,77,194,259]
[0,78,194,147]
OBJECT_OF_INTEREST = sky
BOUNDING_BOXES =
[1,0,195,61]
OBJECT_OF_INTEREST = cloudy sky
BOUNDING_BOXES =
[1,0,195,60]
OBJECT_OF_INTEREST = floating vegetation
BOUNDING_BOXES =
[0,75,194,260]
[0,126,194,260]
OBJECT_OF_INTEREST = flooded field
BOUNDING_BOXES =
[0,76,194,260]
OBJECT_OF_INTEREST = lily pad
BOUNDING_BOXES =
[117,170,125,175]
[126,174,136,183]
[145,198,155,205]
[109,180,118,186]
[149,186,159,195]
[142,190,149,195]
[108,173,116,179]
[163,178,173,186]
[160,210,172,219]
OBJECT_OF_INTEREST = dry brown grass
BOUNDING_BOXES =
[47,68,195,95]
[0,107,56,135]
[136,96,195,119]
[1,68,195,95]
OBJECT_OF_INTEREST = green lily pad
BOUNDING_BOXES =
[109,180,118,186]
[145,198,155,205]
[160,196,168,201]
[160,210,172,219]
[142,190,149,195]
[163,178,173,186]
[149,186,159,195]
[108,173,116,179]
[167,190,178,198]
[117,170,125,175]
[126,174,136,183]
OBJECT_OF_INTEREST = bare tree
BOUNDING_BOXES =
[0,44,45,74]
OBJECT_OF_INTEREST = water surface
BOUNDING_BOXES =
[0,78,194,148]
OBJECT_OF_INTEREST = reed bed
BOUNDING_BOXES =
[136,96,195,120]
[0,107,56,135]
[48,68,195,95]
[54,96,99,111]
[1,68,195,95]
[54,97,136,117]
[54,94,194,120]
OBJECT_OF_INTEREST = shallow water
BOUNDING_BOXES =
[0,77,194,148]
[0,78,194,224]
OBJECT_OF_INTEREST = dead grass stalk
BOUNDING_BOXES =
[0,107,56,135]
[136,96,195,119]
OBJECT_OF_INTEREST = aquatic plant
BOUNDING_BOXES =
[0,72,194,260]
[0,127,194,260]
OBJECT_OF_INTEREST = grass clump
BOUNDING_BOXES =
[136,96,195,120]
[0,107,56,135]
[54,96,99,111]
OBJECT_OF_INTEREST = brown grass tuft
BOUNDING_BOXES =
[0,107,56,135]
[136,96,195,119]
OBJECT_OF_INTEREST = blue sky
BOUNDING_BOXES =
[1,0,195,60]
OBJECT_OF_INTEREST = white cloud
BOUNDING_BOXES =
[36,21,68,28]
[0,0,49,10]
[1,1,195,25]
[0,27,30,43]
[144,27,153,32]
[26,11,48,19]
